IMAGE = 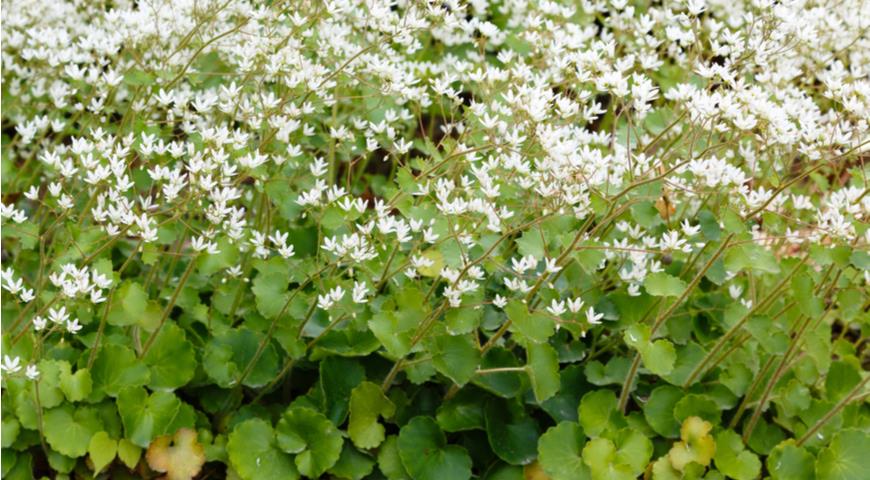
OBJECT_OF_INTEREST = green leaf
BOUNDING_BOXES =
[643,385,682,438]
[643,272,686,297]
[35,360,66,408]
[58,364,92,402]
[815,429,870,480]
[585,357,631,386]
[47,450,76,474]
[276,406,343,477]
[228,418,299,480]
[88,431,117,474]
[506,300,555,343]
[578,390,618,437]
[43,404,103,458]
[91,344,150,397]
[320,356,366,425]
[516,230,545,258]
[203,327,279,388]
[108,281,152,327]
[581,438,634,480]
[2,417,20,448]
[537,422,590,480]
[850,249,870,270]
[368,311,418,357]
[328,441,376,480]
[251,257,290,319]
[526,342,561,403]
[378,435,410,480]
[673,394,720,425]
[472,348,525,398]
[724,243,781,274]
[613,428,653,475]
[117,387,196,448]
[698,210,721,241]
[142,322,196,391]
[430,333,480,386]
[436,388,485,432]
[398,416,472,480]
[624,324,676,376]
[668,416,715,471]
[768,441,814,480]
[124,69,155,86]
[445,307,482,335]
[118,438,142,469]
[485,398,540,465]
[713,430,761,480]
[349,381,396,449]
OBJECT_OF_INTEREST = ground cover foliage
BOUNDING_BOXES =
[1,0,869,478]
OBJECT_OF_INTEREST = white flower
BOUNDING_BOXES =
[585,307,604,325]
[681,220,701,237]
[191,236,220,255]
[33,316,47,331]
[1,355,22,374]
[567,297,585,313]
[26,364,40,380]
[544,257,562,274]
[493,294,508,309]
[511,255,537,274]
[504,277,532,293]
[352,282,369,304]
[546,299,566,316]
[728,284,743,299]
[318,286,346,310]
[48,306,69,324]
[66,318,83,334]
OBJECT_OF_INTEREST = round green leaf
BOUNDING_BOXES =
[436,388,485,432]
[35,360,66,408]
[430,333,480,386]
[398,416,472,480]
[768,441,814,480]
[43,404,103,458]
[142,322,196,391]
[643,272,686,297]
[485,398,540,465]
[59,363,92,402]
[581,438,634,480]
[88,431,117,474]
[108,281,148,327]
[320,356,366,425]
[506,300,555,343]
[713,430,761,480]
[526,342,561,403]
[578,389,618,437]
[117,387,196,447]
[203,328,279,388]
[377,435,410,480]
[349,381,396,449]
[228,418,299,480]
[613,428,653,475]
[673,394,720,425]
[91,344,150,397]
[643,385,682,438]
[815,429,870,480]
[276,406,343,477]
[118,438,142,469]
[328,441,376,480]
[537,422,590,480]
